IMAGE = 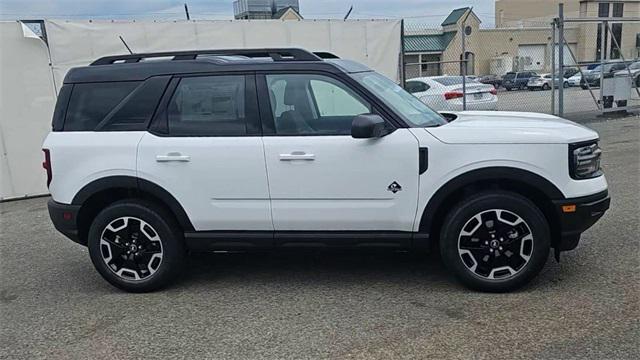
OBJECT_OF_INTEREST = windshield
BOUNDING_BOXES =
[503,73,516,80]
[351,72,446,127]
[629,62,640,70]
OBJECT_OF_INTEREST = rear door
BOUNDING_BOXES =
[137,74,272,231]
[259,72,419,231]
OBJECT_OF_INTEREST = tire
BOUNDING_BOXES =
[87,199,186,292]
[439,191,550,292]
[563,82,569,88]
[505,87,512,91]
[542,84,550,90]
[580,85,588,90]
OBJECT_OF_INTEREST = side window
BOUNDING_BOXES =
[405,81,429,94]
[167,75,251,136]
[309,79,370,117]
[265,74,372,135]
[99,76,170,131]
[64,81,139,131]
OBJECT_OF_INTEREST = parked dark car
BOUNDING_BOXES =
[562,67,580,79]
[502,71,537,91]
[479,74,502,88]
[581,62,628,89]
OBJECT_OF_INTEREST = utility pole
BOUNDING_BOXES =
[558,3,564,117]
[460,7,473,111]
[184,3,191,20]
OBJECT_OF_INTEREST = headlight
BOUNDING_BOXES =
[569,141,602,179]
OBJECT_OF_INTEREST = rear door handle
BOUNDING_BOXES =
[279,152,315,161]
[156,153,191,162]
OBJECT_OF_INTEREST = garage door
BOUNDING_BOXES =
[518,44,545,71]
[553,43,577,66]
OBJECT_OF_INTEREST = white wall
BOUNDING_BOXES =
[0,22,57,200]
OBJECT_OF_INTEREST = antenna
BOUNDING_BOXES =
[344,5,353,20]
[119,36,133,54]
[184,3,191,20]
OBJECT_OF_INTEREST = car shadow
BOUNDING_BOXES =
[174,249,458,290]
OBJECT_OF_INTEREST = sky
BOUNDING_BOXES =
[0,0,496,27]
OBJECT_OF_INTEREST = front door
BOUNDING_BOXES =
[260,73,419,231]
[137,74,272,231]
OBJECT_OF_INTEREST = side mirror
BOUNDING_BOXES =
[351,114,386,139]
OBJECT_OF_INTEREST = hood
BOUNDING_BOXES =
[427,111,599,144]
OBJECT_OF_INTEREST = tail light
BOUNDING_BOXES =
[42,149,52,188]
[444,91,464,100]
[490,88,497,95]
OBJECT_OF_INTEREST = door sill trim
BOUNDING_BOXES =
[184,231,429,251]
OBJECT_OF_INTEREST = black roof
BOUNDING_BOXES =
[64,48,368,83]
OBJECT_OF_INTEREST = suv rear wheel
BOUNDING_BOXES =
[440,191,550,292]
[87,200,185,292]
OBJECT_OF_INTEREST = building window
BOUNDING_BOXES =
[598,3,609,17]
[459,52,475,75]
[610,23,623,58]
[596,24,608,60]
[404,54,441,77]
[612,3,624,17]
[420,54,441,76]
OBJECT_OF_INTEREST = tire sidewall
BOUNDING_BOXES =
[440,192,550,292]
[88,200,184,292]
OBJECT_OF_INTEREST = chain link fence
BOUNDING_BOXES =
[402,14,640,118]
[555,15,640,118]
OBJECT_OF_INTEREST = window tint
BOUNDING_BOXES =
[99,76,170,131]
[503,73,516,80]
[64,82,139,131]
[405,81,429,93]
[167,75,249,136]
[310,79,370,117]
[265,74,372,135]
[52,84,72,131]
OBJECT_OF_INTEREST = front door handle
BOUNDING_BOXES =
[156,153,191,162]
[279,152,315,161]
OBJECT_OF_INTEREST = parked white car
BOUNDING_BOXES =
[567,73,582,87]
[406,76,498,111]
[527,73,569,90]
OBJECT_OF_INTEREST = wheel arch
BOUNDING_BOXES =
[419,167,564,248]
[72,176,194,245]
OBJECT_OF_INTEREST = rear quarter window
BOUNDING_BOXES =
[63,81,139,131]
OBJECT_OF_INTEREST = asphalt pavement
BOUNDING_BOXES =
[1,116,638,359]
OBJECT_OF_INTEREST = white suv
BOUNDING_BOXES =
[43,49,610,292]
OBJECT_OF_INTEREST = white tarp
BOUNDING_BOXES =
[0,22,57,200]
[45,19,402,89]
[0,19,401,200]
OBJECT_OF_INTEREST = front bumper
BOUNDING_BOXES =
[48,199,83,245]
[553,190,610,251]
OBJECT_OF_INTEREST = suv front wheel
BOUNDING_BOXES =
[440,191,550,292]
[87,200,185,292]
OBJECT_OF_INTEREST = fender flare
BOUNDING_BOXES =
[418,167,564,232]
[72,176,194,231]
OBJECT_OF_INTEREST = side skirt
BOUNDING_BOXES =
[184,231,431,251]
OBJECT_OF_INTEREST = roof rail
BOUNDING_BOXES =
[313,52,340,59]
[90,48,322,65]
